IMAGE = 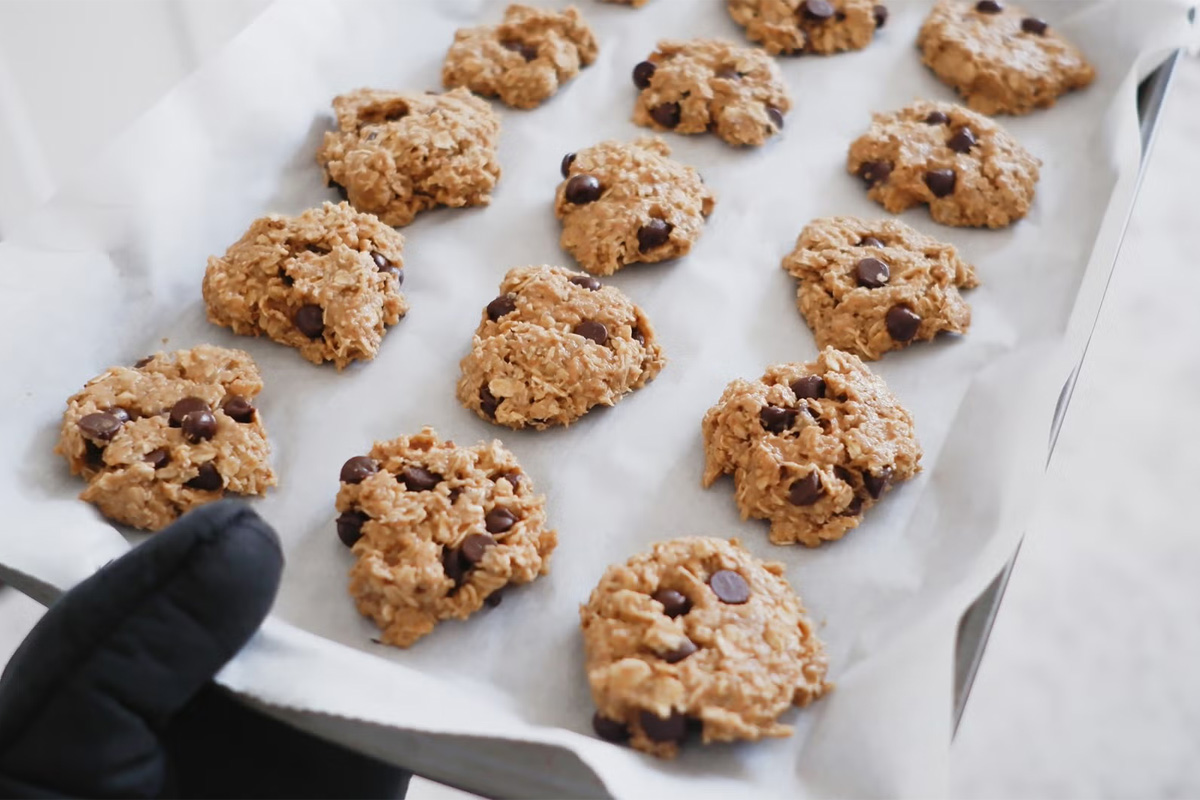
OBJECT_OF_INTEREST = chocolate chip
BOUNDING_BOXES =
[448,487,463,504]
[639,710,688,744]
[855,257,890,288]
[593,713,630,743]
[486,294,517,321]
[948,127,977,153]
[294,304,325,339]
[340,456,379,484]
[134,356,154,368]
[859,236,885,248]
[185,463,223,492]
[924,110,950,125]
[561,152,576,178]
[924,169,957,198]
[863,467,893,499]
[708,570,750,604]
[106,407,131,424]
[650,102,681,129]
[976,0,1003,12]
[371,251,401,281]
[858,161,893,187]
[502,40,538,61]
[766,104,785,129]
[790,375,826,400]
[78,412,123,442]
[788,471,824,506]
[485,507,517,534]
[632,327,646,346]
[885,305,921,341]
[84,440,105,468]
[632,60,657,89]
[843,496,865,516]
[760,405,798,434]
[652,589,692,618]
[222,396,255,423]
[461,533,497,564]
[336,511,368,547]
[574,320,609,345]
[442,547,466,584]
[399,466,442,491]
[168,398,209,428]
[279,270,295,287]
[143,448,170,469]
[661,639,698,664]
[497,470,523,489]
[874,4,889,27]
[181,409,217,443]
[1021,16,1048,34]
[565,174,602,204]
[305,244,331,255]
[484,590,504,608]
[637,219,673,252]
[800,0,834,20]
[480,385,500,418]
[715,66,741,80]
[834,466,855,484]
[569,274,601,291]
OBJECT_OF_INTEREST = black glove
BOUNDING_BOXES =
[0,502,411,799]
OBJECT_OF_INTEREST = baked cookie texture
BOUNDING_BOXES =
[442,4,598,110]
[339,428,556,647]
[555,137,716,276]
[727,0,889,56]
[581,537,830,758]
[782,216,978,359]
[631,39,791,147]
[702,348,921,546]
[316,87,501,227]
[847,100,1040,228]
[457,266,665,429]
[55,346,276,531]
[918,0,1095,115]
[203,202,407,369]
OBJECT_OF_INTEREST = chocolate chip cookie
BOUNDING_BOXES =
[581,537,830,758]
[919,0,1095,115]
[456,266,665,429]
[727,0,889,56]
[848,100,1040,228]
[631,39,791,147]
[338,428,556,647]
[556,137,715,276]
[203,202,407,369]
[782,217,978,359]
[702,347,921,546]
[55,346,276,531]
[442,4,597,110]
[316,88,501,227]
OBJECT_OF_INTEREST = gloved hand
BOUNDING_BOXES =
[0,502,411,799]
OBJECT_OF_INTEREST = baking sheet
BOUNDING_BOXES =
[0,1,1190,797]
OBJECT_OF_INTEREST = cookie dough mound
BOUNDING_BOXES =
[728,0,888,56]
[919,0,1095,115]
[581,537,830,758]
[782,217,978,359]
[338,428,556,647]
[55,346,276,531]
[702,348,921,546]
[456,266,665,429]
[847,100,1040,228]
[203,202,407,369]
[631,39,791,147]
[442,4,598,110]
[556,137,716,276]
[316,87,501,227]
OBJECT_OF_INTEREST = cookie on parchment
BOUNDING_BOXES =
[316,87,501,227]
[702,347,921,546]
[55,346,276,531]
[442,4,598,110]
[631,39,791,147]
[727,0,889,56]
[338,428,556,648]
[581,537,830,758]
[782,217,978,359]
[456,266,665,430]
[918,0,1095,115]
[203,202,407,369]
[848,100,1040,228]
[556,137,715,276]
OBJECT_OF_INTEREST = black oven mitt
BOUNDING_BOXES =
[0,502,410,799]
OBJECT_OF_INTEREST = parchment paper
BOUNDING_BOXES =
[0,1,1191,797]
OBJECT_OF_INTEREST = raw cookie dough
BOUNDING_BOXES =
[782,216,978,359]
[727,0,889,56]
[556,137,716,275]
[631,39,791,147]
[847,99,1040,228]
[702,347,921,546]
[918,0,1095,115]
[203,202,407,369]
[316,87,501,227]
[337,428,556,647]
[581,536,830,758]
[55,346,276,531]
[442,4,598,110]
[456,265,665,429]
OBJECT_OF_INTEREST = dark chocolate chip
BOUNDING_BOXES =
[134,356,154,368]
[863,467,893,499]
[788,471,824,506]
[859,236,885,248]
[574,320,609,345]
[485,507,517,534]
[632,327,646,346]
[480,385,501,418]
[461,532,497,564]
[371,250,394,271]
[800,0,835,21]
[874,4,889,28]
[502,40,538,61]
[885,305,921,341]
[640,710,689,744]
[565,174,603,204]
[766,104,785,129]
[924,169,957,198]
[593,713,630,743]
[842,496,865,516]
[948,127,977,153]
[709,570,750,604]
[561,152,576,178]
[858,161,893,186]
[340,456,379,484]
[78,412,123,441]
[169,397,209,428]
[106,407,131,424]
[222,396,256,423]
[637,219,673,252]
[661,638,698,664]
[484,590,504,608]
[976,0,1003,12]
[279,270,295,287]
[185,462,223,492]
[442,547,466,584]
[1021,16,1048,34]
[925,110,950,125]
[569,274,601,291]
[306,244,331,255]
[448,487,463,504]
[790,374,826,400]
[855,257,890,288]
[633,60,657,89]
[181,409,217,443]
[294,304,325,339]
[652,589,692,618]
[336,511,368,547]
[399,466,442,491]
[834,466,855,485]
[143,448,170,470]
[759,405,798,434]
[486,293,517,321]
[650,102,681,129]
[497,470,523,489]
[84,440,106,468]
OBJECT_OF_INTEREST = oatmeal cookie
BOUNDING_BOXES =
[727,0,889,56]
